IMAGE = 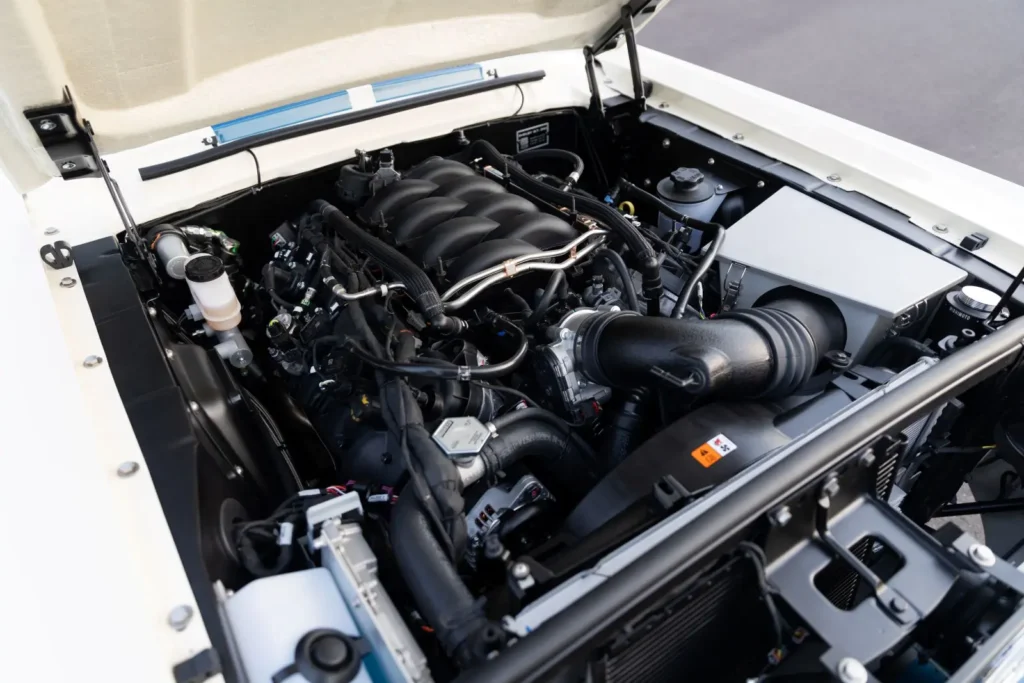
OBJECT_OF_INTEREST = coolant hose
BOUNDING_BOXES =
[391,493,507,665]
[576,295,845,399]
[596,247,640,312]
[469,140,663,315]
[311,199,464,334]
[670,221,725,319]
[514,148,584,190]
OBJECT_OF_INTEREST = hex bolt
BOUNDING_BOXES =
[932,224,949,234]
[769,505,792,527]
[756,180,766,188]
[117,461,140,478]
[837,657,868,683]
[733,133,745,141]
[859,450,877,469]
[822,475,840,499]
[44,227,59,236]
[59,277,77,288]
[83,355,104,368]
[167,605,194,631]
[661,138,671,149]
[39,119,57,131]
[827,174,842,183]
[707,158,716,165]
[511,562,531,580]
[61,161,78,171]
[969,543,996,567]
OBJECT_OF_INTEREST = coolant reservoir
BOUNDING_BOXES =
[184,254,241,331]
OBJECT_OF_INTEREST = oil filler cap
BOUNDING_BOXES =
[271,628,368,683]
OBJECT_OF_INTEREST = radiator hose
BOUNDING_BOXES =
[468,140,663,315]
[311,199,464,334]
[575,294,846,398]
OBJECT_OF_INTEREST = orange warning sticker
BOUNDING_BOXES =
[691,443,722,468]
[690,433,738,468]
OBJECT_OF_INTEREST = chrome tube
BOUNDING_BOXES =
[330,282,407,301]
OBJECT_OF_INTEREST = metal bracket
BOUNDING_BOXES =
[24,89,100,180]
[39,241,74,270]
[172,648,222,683]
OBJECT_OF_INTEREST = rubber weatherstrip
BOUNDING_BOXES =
[138,70,547,181]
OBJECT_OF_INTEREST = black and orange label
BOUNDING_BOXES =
[689,433,738,468]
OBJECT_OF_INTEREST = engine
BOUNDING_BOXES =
[137,128,999,683]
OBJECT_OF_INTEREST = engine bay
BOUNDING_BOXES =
[96,106,1024,683]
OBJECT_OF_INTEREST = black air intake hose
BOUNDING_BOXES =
[391,493,507,666]
[312,199,463,334]
[513,148,584,189]
[576,294,845,398]
[468,140,663,315]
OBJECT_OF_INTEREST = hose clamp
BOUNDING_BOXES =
[457,365,472,381]
[485,421,499,439]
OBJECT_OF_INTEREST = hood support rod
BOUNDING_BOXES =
[586,2,652,114]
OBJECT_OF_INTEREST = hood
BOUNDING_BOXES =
[0,0,668,189]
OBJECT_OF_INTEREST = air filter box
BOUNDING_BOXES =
[717,187,967,361]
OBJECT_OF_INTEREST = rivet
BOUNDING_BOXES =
[827,174,842,183]
[117,461,140,478]
[167,605,194,631]
[44,227,59,236]
[59,277,77,288]
[83,355,103,368]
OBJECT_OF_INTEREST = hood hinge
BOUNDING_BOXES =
[585,2,653,115]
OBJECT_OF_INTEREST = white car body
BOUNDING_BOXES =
[1,2,1021,679]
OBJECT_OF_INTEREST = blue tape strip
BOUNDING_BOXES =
[212,90,353,144]
[371,64,484,103]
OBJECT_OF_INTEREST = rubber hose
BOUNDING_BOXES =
[596,247,640,312]
[865,335,937,367]
[524,270,566,327]
[469,140,662,314]
[391,493,506,665]
[578,295,845,399]
[670,221,726,319]
[311,199,463,334]
[514,148,584,189]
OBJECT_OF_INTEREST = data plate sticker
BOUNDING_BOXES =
[516,122,549,153]
[690,433,738,468]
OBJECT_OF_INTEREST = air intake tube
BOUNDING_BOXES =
[311,199,464,334]
[575,294,846,398]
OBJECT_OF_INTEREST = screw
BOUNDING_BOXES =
[837,657,868,683]
[708,157,716,165]
[822,475,840,499]
[658,102,670,109]
[969,543,996,567]
[234,465,244,478]
[827,174,842,183]
[859,450,876,468]
[44,227,59,235]
[769,505,792,527]
[59,276,77,288]
[147,306,158,318]
[756,180,765,188]
[932,224,949,234]
[889,596,907,613]
[661,138,671,149]
[511,562,531,580]
[733,133,745,141]
[165,348,174,359]
[167,605,194,631]
[83,355,103,368]
[716,184,724,192]
[39,119,57,131]
[643,178,652,187]
[117,461,140,478]
[189,401,200,412]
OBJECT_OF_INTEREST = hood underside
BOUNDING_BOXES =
[0,0,667,181]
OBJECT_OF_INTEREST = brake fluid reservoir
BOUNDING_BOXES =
[185,254,241,331]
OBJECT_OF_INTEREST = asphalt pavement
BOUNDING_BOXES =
[640,0,1024,186]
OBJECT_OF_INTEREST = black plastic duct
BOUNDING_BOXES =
[576,294,846,398]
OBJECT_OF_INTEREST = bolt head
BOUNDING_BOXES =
[707,158,716,165]
[167,604,194,631]
[82,354,103,368]
[117,461,140,478]
[716,184,724,192]
[511,562,530,580]
[932,224,949,234]
[859,450,877,468]
[61,161,77,171]
[769,505,792,527]
[164,348,174,359]
[642,178,652,187]
[661,138,671,148]
[822,476,840,498]
[756,180,766,188]
[658,102,670,109]
[889,596,907,613]
[733,133,745,141]
[59,276,77,288]
[44,227,59,235]
[147,306,158,318]
[827,174,842,183]
[189,401,200,412]
[969,543,996,567]
[837,657,868,683]
[39,119,57,131]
